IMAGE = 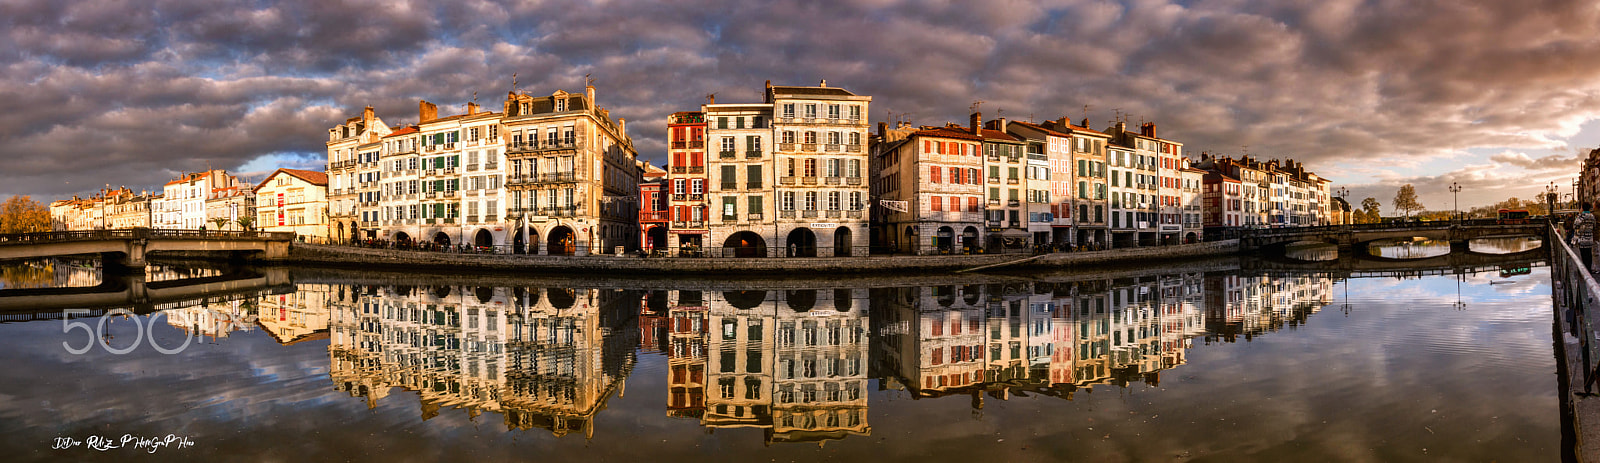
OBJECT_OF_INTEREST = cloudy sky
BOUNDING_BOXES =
[4,0,1597,211]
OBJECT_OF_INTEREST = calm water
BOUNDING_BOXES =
[0,254,1558,462]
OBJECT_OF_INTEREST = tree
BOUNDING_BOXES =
[234,215,254,231]
[1360,197,1381,223]
[1393,184,1422,220]
[0,195,51,234]
[210,217,232,231]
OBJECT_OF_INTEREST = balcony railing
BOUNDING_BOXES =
[442,190,458,198]
[826,210,841,218]
[747,213,763,221]
[802,177,817,185]
[541,172,577,183]
[824,143,840,152]
[778,143,796,152]
[542,207,578,217]
[846,144,862,153]
[719,150,736,159]
[847,210,862,218]
[748,182,763,190]
[802,143,817,152]
[640,211,670,221]
[746,150,762,159]
[989,177,1000,184]
[1007,200,1020,207]
[1007,178,1019,184]
[780,210,796,218]
[825,177,841,185]
[779,177,796,185]
[846,177,862,186]
[688,140,704,149]
[721,183,738,191]
[802,210,818,218]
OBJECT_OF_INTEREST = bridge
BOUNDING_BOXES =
[1240,219,1548,255]
[0,228,295,273]
[1242,247,1546,279]
[0,267,294,317]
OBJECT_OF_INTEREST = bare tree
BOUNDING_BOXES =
[1392,184,1422,220]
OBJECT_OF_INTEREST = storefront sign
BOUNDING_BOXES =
[809,223,838,229]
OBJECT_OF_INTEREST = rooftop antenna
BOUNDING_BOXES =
[996,107,1004,118]
[585,73,594,88]
[970,100,984,113]
[512,73,518,94]
[472,91,477,104]
[1029,113,1034,123]
[1111,108,1123,125]
[1081,104,1091,123]
[706,93,716,104]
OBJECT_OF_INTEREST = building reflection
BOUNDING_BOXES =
[302,270,1334,443]
[327,284,638,437]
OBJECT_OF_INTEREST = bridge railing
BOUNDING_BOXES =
[0,228,295,244]
[1242,218,1542,238]
[1551,225,1600,393]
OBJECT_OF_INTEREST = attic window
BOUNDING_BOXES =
[556,99,567,112]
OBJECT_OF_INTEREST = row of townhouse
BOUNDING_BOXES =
[1577,148,1599,211]
[1192,154,1334,238]
[641,81,873,257]
[868,113,1209,254]
[325,86,642,254]
[50,170,260,232]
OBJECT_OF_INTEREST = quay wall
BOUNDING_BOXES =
[240,240,1242,276]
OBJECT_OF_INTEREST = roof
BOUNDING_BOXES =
[255,168,328,191]
[769,86,856,96]
[383,126,418,138]
[1180,167,1209,173]
[1044,120,1109,137]
[913,126,983,142]
[1006,120,1071,138]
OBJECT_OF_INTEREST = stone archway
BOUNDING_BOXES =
[723,231,768,258]
[474,229,494,250]
[936,226,955,254]
[833,226,853,257]
[647,226,668,253]
[962,226,980,253]
[433,232,451,247]
[787,228,817,257]
[548,226,576,256]
[513,232,525,254]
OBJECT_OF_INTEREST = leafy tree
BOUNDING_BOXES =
[235,215,254,231]
[210,217,232,231]
[1359,197,1381,223]
[0,195,51,234]
[1392,184,1422,219]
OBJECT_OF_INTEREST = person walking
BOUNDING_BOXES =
[1576,202,1596,272]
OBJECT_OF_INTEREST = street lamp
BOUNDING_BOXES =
[1448,182,1462,223]
[1335,186,1349,225]
[1547,181,1560,219]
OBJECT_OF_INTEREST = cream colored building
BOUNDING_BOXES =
[769,81,872,257]
[254,168,329,241]
[502,86,641,255]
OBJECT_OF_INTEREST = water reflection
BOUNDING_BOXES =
[1368,238,1452,259]
[0,258,1556,460]
[1471,236,1544,254]
[1284,242,1339,261]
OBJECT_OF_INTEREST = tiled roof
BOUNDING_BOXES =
[255,168,328,191]
[913,126,983,141]
[383,126,419,138]
[978,129,1020,142]
[1006,120,1071,138]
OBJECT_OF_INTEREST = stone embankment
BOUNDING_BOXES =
[253,239,1241,276]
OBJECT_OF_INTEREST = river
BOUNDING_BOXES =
[0,246,1558,461]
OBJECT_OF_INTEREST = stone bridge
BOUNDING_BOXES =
[1241,246,1546,279]
[0,228,296,273]
[1240,219,1548,255]
[0,267,294,315]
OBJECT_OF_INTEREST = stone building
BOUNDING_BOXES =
[769,81,872,257]
[872,123,986,255]
[664,111,709,253]
[502,86,641,255]
[325,106,392,243]
[703,102,775,257]
[254,168,329,240]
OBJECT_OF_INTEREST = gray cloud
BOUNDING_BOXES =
[7,0,1600,206]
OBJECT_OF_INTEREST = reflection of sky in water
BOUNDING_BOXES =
[0,264,1558,462]
[1471,236,1544,254]
[1369,239,1452,259]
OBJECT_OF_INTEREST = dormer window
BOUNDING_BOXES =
[556,99,567,112]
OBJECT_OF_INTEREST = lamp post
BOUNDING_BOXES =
[1448,182,1462,223]
[1548,181,1560,220]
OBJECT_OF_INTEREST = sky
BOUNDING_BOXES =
[3,0,1597,212]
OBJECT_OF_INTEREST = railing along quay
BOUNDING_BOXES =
[0,229,294,245]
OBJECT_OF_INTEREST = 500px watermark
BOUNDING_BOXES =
[61,309,193,355]
[53,434,195,453]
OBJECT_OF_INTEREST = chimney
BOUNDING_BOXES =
[708,94,715,104]
[1115,121,1126,136]
[1080,117,1090,128]
[362,106,375,125]
[586,85,595,104]
[418,100,438,123]
[619,118,627,137]
[970,112,982,134]
[878,122,888,139]
[996,117,1008,133]
[467,102,479,115]
[819,79,827,87]
[1141,122,1156,138]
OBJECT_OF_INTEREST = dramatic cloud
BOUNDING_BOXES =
[6,0,1600,208]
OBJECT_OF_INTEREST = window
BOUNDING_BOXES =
[782,131,795,144]
[931,167,942,183]
[717,117,728,129]
[748,196,764,214]
[674,179,685,195]
[721,165,737,190]
[805,192,817,210]
[850,191,861,210]
[782,103,795,118]
[828,191,841,210]
[849,132,861,145]
[691,179,704,195]
[721,137,735,152]
[805,104,817,118]
[723,196,737,220]
[804,159,817,177]
[932,196,943,212]
[804,131,817,144]
[782,192,796,210]
[747,165,763,189]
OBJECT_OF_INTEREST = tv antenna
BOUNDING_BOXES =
[970,100,984,113]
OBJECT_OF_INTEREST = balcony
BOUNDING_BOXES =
[540,172,577,183]
[444,143,456,150]
[801,143,817,152]
[778,143,796,152]
[780,210,796,218]
[847,177,862,186]
[1007,178,1019,185]
[802,177,817,185]
[1007,200,1020,207]
[425,145,439,152]
[989,177,1000,184]
[466,215,479,224]
[847,210,862,218]
[688,140,704,149]
[542,207,578,217]
[640,211,670,222]
[425,191,438,199]
[825,143,840,152]
[825,177,841,185]
[779,177,797,185]
[847,144,862,153]
[987,199,1000,205]
[747,213,763,221]
[466,164,479,171]
[443,190,459,198]
[1026,152,1046,161]
[719,150,736,159]
[745,150,762,159]
[802,210,818,218]
[721,183,738,191]
[986,155,1000,162]
[826,210,841,218]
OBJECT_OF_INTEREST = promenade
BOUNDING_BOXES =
[263,239,1242,276]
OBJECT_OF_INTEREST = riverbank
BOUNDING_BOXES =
[245,239,1242,276]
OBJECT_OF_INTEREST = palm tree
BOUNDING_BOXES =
[235,216,255,231]
[210,217,232,231]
